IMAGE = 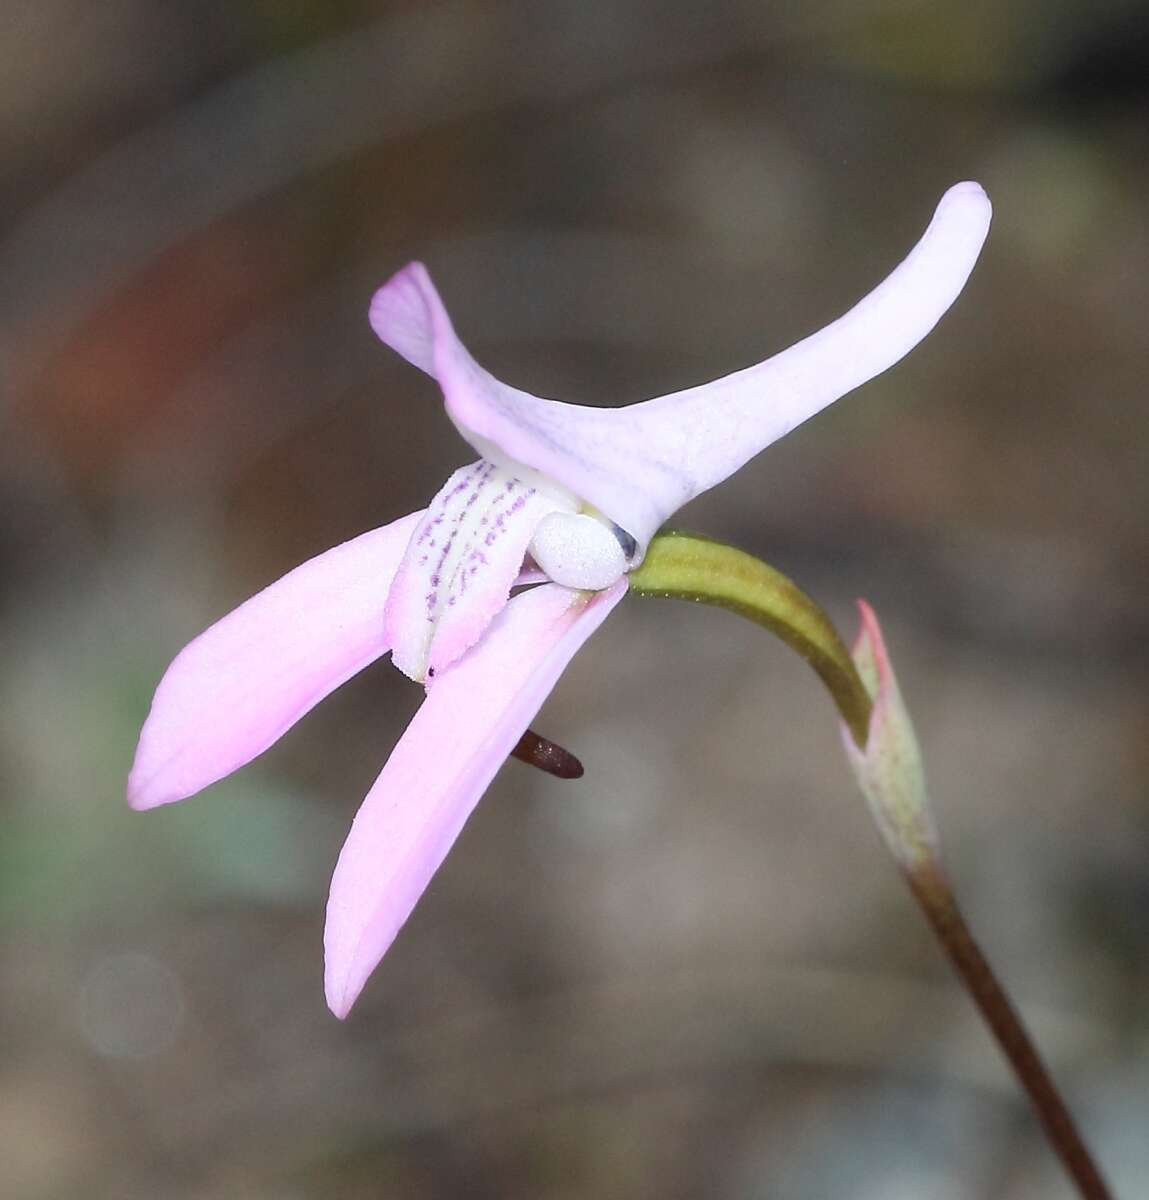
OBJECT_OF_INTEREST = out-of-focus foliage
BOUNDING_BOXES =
[2,2,1147,1197]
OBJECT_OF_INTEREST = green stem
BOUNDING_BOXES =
[630,529,1113,1200]
[629,530,872,746]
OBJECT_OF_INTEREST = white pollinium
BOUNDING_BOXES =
[529,512,628,591]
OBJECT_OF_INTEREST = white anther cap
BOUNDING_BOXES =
[529,512,628,591]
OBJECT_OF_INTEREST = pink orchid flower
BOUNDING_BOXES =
[129,182,991,1017]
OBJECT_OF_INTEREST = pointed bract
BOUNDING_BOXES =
[841,600,937,869]
[324,579,627,1017]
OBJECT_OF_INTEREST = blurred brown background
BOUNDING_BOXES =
[2,2,1147,1197]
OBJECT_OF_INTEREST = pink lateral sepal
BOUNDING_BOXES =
[324,578,627,1018]
[128,512,422,810]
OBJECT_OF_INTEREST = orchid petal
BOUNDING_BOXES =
[128,512,422,810]
[324,577,627,1018]
[369,183,991,552]
[383,460,573,681]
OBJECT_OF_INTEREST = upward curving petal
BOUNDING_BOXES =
[369,184,991,554]
[324,577,627,1018]
[128,512,422,810]
[630,182,992,529]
